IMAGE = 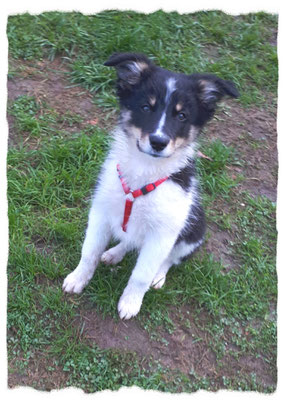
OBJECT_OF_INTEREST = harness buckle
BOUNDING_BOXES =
[141,183,156,195]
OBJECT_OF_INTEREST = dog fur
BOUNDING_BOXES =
[63,53,239,319]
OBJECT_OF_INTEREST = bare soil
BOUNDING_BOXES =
[207,99,278,202]
[7,58,278,391]
[76,305,275,388]
[7,58,114,148]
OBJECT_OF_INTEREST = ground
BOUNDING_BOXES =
[7,56,277,393]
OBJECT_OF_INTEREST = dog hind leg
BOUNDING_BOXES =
[151,238,204,290]
[101,242,128,265]
[151,258,173,289]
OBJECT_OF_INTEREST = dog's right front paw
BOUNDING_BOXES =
[62,269,88,294]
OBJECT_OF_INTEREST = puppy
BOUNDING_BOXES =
[63,53,239,319]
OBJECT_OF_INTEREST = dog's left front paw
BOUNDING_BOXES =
[118,290,143,320]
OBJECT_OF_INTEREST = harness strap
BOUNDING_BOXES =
[116,164,168,232]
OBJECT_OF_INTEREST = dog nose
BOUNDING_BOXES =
[149,134,170,152]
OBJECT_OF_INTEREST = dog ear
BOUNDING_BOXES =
[104,52,154,87]
[191,73,239,108]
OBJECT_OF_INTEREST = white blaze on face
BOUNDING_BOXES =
[153,77,176,138]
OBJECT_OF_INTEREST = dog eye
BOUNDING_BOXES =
[178,112,186,121]
[141,105,151,112]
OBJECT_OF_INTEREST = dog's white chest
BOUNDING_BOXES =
[97,159,192,248]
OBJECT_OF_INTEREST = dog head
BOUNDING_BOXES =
[104,52,239,158]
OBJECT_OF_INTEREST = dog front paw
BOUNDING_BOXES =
[118,289,144,320]
[62,268,89,294]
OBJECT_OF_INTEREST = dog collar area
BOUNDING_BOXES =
[116,164,168,232]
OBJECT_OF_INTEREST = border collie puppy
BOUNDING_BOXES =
[63,53,239,319]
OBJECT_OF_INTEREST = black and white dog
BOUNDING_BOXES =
[63,53,239,319]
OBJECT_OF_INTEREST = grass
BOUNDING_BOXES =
[7,10,277,393]
[7,11,277,108]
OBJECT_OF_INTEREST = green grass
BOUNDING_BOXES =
[7,10,277,393]
[7,10,277,107]
[197,138,241,203]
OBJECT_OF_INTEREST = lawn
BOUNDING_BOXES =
[7,10,278,392]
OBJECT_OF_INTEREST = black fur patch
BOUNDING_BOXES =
[169,160,196,192]
[170,158,206,254]
[175,202,206,260]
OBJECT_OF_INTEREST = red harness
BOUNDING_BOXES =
[117,164,168,232]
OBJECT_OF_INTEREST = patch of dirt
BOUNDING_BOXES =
[7,58,116,147]
[205,222,239,271]
[77,308,217,379]
[202,44,221,63]
[76,306,275,389]
[8,58,90,115]
[8,355,69,391]
[205,100,278,202]
[79,310,155,356]
[268,27,278,47]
